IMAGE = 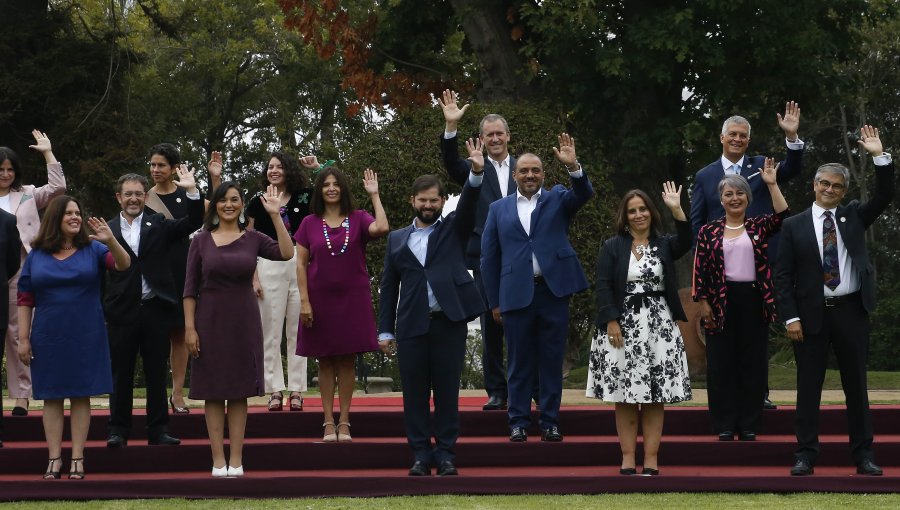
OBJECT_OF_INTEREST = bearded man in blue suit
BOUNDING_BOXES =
[481,133,593,442]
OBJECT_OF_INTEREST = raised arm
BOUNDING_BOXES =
[438,89,471,186]
[857,125,895,226]
[87,217,131,271]
[760,157,788,214]
[207,151,223,194]
[363,169,389,238]
[661,181,691,259]
[259,184,294,260]
[553,133,593,211]
[28,130,66,208]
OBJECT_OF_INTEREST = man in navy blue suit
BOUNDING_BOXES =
[690,102,805,411]
[378,137,487,477]
[481,133,593,442]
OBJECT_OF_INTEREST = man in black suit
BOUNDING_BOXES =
[691,102,804,411]
[438,89,521,411]
[378,138,486,476]
[104,171,203,447]
[776,125,893,476]
[0,209,22,448]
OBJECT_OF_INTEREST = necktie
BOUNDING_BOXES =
[732,164,741,175]
[822,211,840,290]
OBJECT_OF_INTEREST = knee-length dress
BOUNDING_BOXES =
[18,241,114,400]
[587,249,691,403]
[184,229,287,400]
[294,209,378,358]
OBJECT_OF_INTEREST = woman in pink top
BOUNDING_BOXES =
[0,130,67,416]
[692,158,788,442]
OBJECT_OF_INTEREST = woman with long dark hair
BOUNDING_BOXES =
[17,195,129,479]
[183,182,292,477]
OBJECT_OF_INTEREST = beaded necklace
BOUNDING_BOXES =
[323,216,350,256]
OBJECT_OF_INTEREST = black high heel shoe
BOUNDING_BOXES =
[43,457,62,479]
[169,395,190,414]
[68,458,85,480]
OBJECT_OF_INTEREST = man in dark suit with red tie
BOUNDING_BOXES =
[776,125,893,477]
[378,138,486,477]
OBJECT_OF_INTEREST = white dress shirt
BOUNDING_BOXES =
[445,129,512,197]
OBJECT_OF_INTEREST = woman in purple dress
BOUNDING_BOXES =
[17,195,130,480]
[296,166,389,442]
[184,183,293,477]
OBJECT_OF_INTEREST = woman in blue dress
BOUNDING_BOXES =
[16,195,130,480]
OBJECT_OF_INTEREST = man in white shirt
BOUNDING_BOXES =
[776,125,893,477]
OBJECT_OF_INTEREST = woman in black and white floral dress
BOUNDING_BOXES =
[587,182,692,476]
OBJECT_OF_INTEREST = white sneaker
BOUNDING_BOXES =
[211,465,228,477]
[227,465,244,477]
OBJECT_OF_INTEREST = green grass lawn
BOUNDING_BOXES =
[4,494,900,509]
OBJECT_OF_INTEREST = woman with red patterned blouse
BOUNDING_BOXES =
[692,157,788,443]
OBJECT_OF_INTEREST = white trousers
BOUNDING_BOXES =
[257,248,307,393]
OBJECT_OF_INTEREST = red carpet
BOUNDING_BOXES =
[1,403,899,499]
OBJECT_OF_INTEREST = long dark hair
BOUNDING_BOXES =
[0,147,24,191]
[32,195,91,252]
[614,189,662,238]
[203,181,247,231]
[310,166,356,217]
[260,151,308,196]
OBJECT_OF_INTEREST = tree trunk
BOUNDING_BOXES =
[448,0,534,102]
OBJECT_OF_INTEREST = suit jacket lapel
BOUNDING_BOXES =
[504,196,528,238]
[802,208,822,266]
[8,190,25,215]
[529,190,547,234]
[484,166,503,199]
[110,217,137,259]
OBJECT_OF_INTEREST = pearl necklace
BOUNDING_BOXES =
[724,223,745,230]
[322,217,350,256]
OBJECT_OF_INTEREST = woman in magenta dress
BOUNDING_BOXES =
[296,166,389,442]
[184,183,293,477]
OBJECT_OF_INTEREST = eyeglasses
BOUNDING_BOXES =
[816,179,846,192]
[121,191,146,198]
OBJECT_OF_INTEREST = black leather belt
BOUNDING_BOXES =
[534,275,546,286]
[825,292,859,307]
[428,310,447,320]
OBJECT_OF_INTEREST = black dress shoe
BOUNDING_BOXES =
[856,459,883,476]
[509,427,527,442]
[738,431,757,441]
[619,467,637,475]
[642,467,660,476]
[437,460,458,476]
[11,406,27,417]
[408,460,431,476]
[718,431,734,441]
[148,433,181,446]
[541,426,563,442]
[790,458,814,476]
[107,434,127,448]
[483,395,508,411]
[763,398,777,410]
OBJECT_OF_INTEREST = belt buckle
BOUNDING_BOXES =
[825,297,837,307]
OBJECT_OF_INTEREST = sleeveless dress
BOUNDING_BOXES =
[294,210,379,357]
[587,248,691,403]
[19,242,114,399]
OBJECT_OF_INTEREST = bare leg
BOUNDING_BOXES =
[641,403,665,470]
[69,397,92,461]
[205,400,227,469]
[615,402,639,470]
[336,354,356,427]
[318,357,336,432]
[170,328,188,408]
[226,398,248,468]
[42,399,65,462]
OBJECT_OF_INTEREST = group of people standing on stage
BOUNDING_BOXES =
[0,87,893,480]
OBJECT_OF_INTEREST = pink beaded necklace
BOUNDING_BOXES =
[322,216,350,256]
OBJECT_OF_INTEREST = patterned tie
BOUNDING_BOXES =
[822,211,840,290]
[732,164,741,175]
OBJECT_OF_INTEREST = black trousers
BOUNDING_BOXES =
[474,270,507,399]
[793,292,874,464]
[705,281,768,434]
[397,313,467,465]
[107,298,174,439]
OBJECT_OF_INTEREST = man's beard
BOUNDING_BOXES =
[415,208,441,225]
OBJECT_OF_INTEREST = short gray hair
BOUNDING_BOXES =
[480,114,510,135]
[721,115,752,136]
[718,174,753,207]
[815,163,850,188]
[116,173,150,193]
